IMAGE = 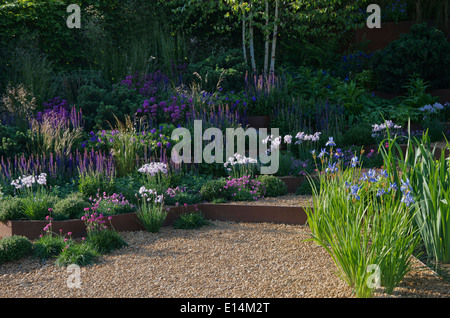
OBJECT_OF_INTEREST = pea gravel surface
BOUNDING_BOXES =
[0,221,449,298]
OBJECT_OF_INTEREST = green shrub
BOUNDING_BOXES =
[78,169,115,198]
[0,235,33,263]
[256,175,287,197]
[373,23,450,92]
[76,83,146,132]
[164,189,202,206]
[55,242,99,267]
[184,48,247,93]
[113,173,145,205]
[50,70,111,104]
[92,193,137,216]
[0,123,30,158]
[175,172,213,194]
[86,229,127,254]
[0,196,24,221]
[173,211,211,229]
[33,235,67,260]
[338,123,375,147]
[199,179,228,202]
[53,193,90,220]
[75,84,107,129]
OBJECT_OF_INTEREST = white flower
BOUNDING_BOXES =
[155,195,164,203]
[139,186,147,195]
[270,136,282,150]
[138,162,168,176]
[284,135,292,144]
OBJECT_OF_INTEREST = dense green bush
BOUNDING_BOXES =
[338,123,375,147]
[0,123,30,158]
[164,191,202,206]
[175,172,213,194]
[199,179,228,202]
[50,70,111,104]
[184,48,248,93]
[0,235,33,263]
[78,170,115,198]
[53,193,90,220]
[92,193,137,216]
[373,23,450,92]
[256,175,287,197]
[0,196,24,221]
[0,1,83,71]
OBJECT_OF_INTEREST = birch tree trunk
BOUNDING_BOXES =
[263,0,270,75]
[269,0,279,73]
[242,17,248,65]
[249,12,256,72]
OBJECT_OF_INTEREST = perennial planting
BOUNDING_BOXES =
[0,0,450,299]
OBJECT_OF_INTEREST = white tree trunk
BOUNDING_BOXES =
[242,17,248,65]
[249,5,256,72]
[263,0,269,75]
[269,0,279,74]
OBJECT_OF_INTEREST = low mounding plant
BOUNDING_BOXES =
[173,205,211,230]
[225,175,266,202]
[256,175,287,197]
[0,235,33,264]
[305,137,420,297]
[88,191,136,216]
[164,187,202,206]
[53,192,90,220]
[200,179,228,202]
[136,186,167,233]
[0,196,24,221]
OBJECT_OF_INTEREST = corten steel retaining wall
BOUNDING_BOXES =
[0,204,310,240]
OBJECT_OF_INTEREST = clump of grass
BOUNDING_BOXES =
[173,207,211,229]
[305,136,420,297]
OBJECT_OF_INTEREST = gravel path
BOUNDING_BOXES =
[0,221,449,298]
[214,194,313,207]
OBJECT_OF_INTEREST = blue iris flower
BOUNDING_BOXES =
[325,137,336,147]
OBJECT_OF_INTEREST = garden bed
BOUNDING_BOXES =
[0,196,311,240]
